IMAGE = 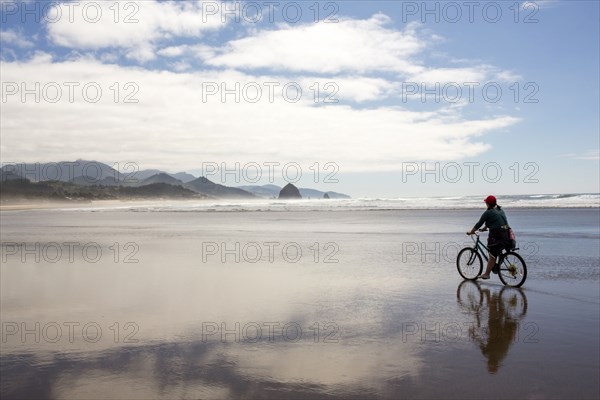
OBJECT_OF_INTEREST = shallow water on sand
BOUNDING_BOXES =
[1,208,599,399]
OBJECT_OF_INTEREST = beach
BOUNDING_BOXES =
[1,206,599,399]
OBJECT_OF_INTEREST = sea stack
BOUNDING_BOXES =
[278,183,302,199]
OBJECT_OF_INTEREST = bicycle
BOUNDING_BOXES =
[456,229,527,287]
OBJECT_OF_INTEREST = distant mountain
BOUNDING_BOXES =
[116,183,201,198]
[2,161,351,200]
[299,188,350,199]
[135,169,163,180]
[185,177,255,198]
[134,170,196,184]
[2,162,200,187]
[171,172,197,183]
[136,173,183,187]
[237,184,281,198]
[71,175,122,186]
[237,184,351,199]
[0,179,204,201]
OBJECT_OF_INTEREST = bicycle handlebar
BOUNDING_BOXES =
[466,227,488,235]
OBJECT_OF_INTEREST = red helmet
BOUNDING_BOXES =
[484,195,497,205]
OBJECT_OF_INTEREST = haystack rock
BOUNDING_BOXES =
[278,183,302,199]
[323,193,330,199]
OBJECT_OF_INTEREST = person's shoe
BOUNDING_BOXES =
[492,265,499,274]
[478,274,490,280]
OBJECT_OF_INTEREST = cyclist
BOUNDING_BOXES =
[467,195,511,279]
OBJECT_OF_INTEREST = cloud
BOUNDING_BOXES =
[578,151,599,161]
[157,44,215,59]
[407,67,487,84]
[522,0,559,9]
[45,0,227,61]
[159,14,516,88]
[558,150,600,161]
[0,28,35,48]
[201,14,426,75]
[0,57,519,172]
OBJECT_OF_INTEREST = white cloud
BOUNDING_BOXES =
[0,28,35,48]
[160,14,516,89]
[157,45,187,58]
[578,151,599,161]
[522,0,559,9]
[46,1,227,61]
[0,57,519,172]
[158,44,215,59]
[202,15,426,75]
[557,150,599,161]
[169,61,192,72]
[407,67,487,84]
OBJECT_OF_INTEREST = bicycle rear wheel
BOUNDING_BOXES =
[457,248,483,280]
[498,252,527,287]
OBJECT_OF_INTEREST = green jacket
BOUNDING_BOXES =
[473,207,509,231]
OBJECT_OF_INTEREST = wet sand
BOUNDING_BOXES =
[1,208,599,399]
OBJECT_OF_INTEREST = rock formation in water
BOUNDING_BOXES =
[278,183,302,199]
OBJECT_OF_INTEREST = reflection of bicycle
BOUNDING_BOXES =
[457,281,528,319]
[456,231,527,287]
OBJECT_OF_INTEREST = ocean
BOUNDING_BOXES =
[1,204,599,399]
[38,193,600,212]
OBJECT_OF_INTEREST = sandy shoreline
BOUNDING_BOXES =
[0,199,204,211]
[0,200,114,211]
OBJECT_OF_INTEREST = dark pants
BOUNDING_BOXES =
[488,228,509,257]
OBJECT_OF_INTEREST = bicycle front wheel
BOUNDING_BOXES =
[498,252,527,287]
[457,248,483,280]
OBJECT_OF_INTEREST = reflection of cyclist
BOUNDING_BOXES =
[457,281,526,374]
[478,288,519,373]
[467,195,510,279]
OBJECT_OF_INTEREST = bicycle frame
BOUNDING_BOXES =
[470,233,491,263]
[469,232,516,264]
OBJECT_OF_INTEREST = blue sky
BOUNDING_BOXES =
[1,0,598,197]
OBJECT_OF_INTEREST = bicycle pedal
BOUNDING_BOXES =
[492,265,499,274]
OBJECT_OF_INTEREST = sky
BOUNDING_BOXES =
[0,0,598,197]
